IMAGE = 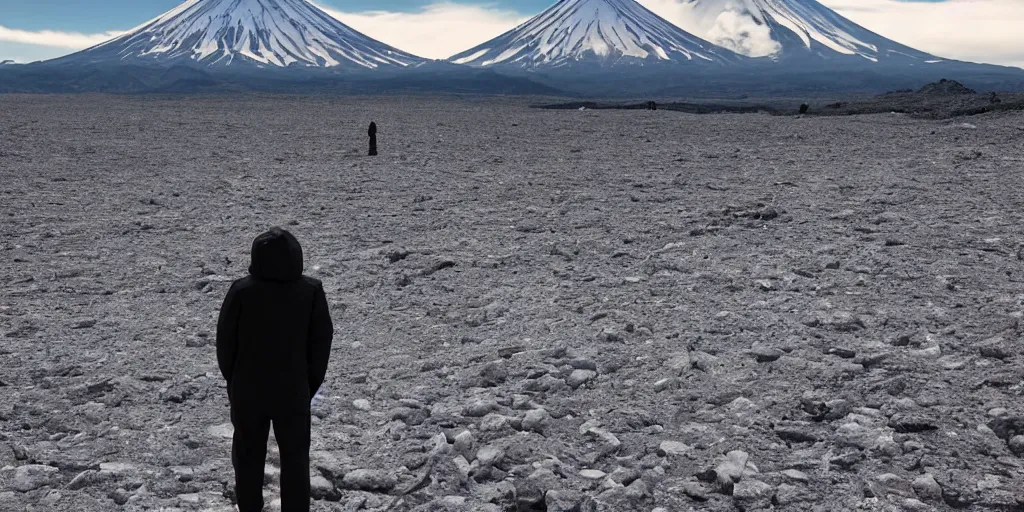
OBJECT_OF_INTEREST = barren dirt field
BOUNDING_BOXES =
[1,95,1024,512]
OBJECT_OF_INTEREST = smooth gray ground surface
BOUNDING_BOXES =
[1,95,1023,511]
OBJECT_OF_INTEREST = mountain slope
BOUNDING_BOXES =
[673,0,938,63]
[53,0,425,70]
[448,0,743,70]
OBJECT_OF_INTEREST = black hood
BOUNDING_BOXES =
[248,227,303,282]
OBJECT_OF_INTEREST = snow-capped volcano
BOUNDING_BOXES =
[672,0,938,63]
[448,0,742,70]
[56,0,424,69]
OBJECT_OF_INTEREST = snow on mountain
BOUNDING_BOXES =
[671,0,938,63]
[56,0,425,69]
[448,0,742,70]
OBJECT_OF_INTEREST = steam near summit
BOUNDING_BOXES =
[672,0,939,64]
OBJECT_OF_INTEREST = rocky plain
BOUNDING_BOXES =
[1,94,1023,511]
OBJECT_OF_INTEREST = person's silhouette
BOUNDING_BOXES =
[217,227,334,512]
[368,121,378,156]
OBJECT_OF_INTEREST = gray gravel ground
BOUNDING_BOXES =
[1,94,1024,511]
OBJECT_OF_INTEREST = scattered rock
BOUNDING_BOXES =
[804,311,864,331]
[67,470,104,491]
[1008,435,1024,456]
[170,466,194,483]
[498,346,526,359]
[653,378,678,392]
[826,347,857,359]
[705,450,751,495]
[979,338,1012,360]
[782,469,809,483]
[310,475,340,501]
[665,353,691,375]
[691,351,721,373]
[599,329,623,343]
[873,473,914,497]
[902,498,933,511]
[207,423,234,439]
[390,407,430,426]
[658,441,691,457]
[479,413,508,432]
[522,409,551,433]
[912,474,942,501]
[567,369,597,389]
[453,430,476,458]
[749,344,783,363]
[624,479,650,500]
[987,416,1024,441]
[835,422,884,450]
[582,423,622,452]
[12,464,59,492]
[676,481,710,502]
[524,374,568,393]
[910,346,942,359]
[108,488,131,505]
[98,462,136,476]
[516,469,560,509]
[464,400,500,418]
[71,318,97,329]
[608,467,641,486]
[774,423,820,443]
[342,470,397,492]
[476,446,504,467]
[733,479,774,508]
[546,490,594,512]
[889,414,938,434]
[480,362,508,385]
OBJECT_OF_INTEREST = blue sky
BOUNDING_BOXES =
[1,0,1022,67]
[0,1,547,32]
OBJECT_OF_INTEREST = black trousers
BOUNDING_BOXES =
[231,407,311,512]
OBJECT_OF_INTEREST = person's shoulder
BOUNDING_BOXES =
[229,276,256,292]
[301,276,324,289]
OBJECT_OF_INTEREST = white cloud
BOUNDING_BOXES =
[819,0,1024,68]
[0,25,123,50]
[314,1,529,60]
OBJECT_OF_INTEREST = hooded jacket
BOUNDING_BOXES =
[216,228,334,415]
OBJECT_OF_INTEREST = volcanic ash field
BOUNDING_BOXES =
[1,95,1024,511]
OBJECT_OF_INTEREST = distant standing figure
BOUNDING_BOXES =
[647,101,658,111]
[368,121,378,156]
[217,228,334,512]
[799,103,810,115]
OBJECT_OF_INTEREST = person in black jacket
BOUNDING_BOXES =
[217,227,334,512]
[368,121,378,156]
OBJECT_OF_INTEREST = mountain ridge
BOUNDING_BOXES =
[52,0,425,70]
[448,0,744,70]
[5,0,1024,95]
